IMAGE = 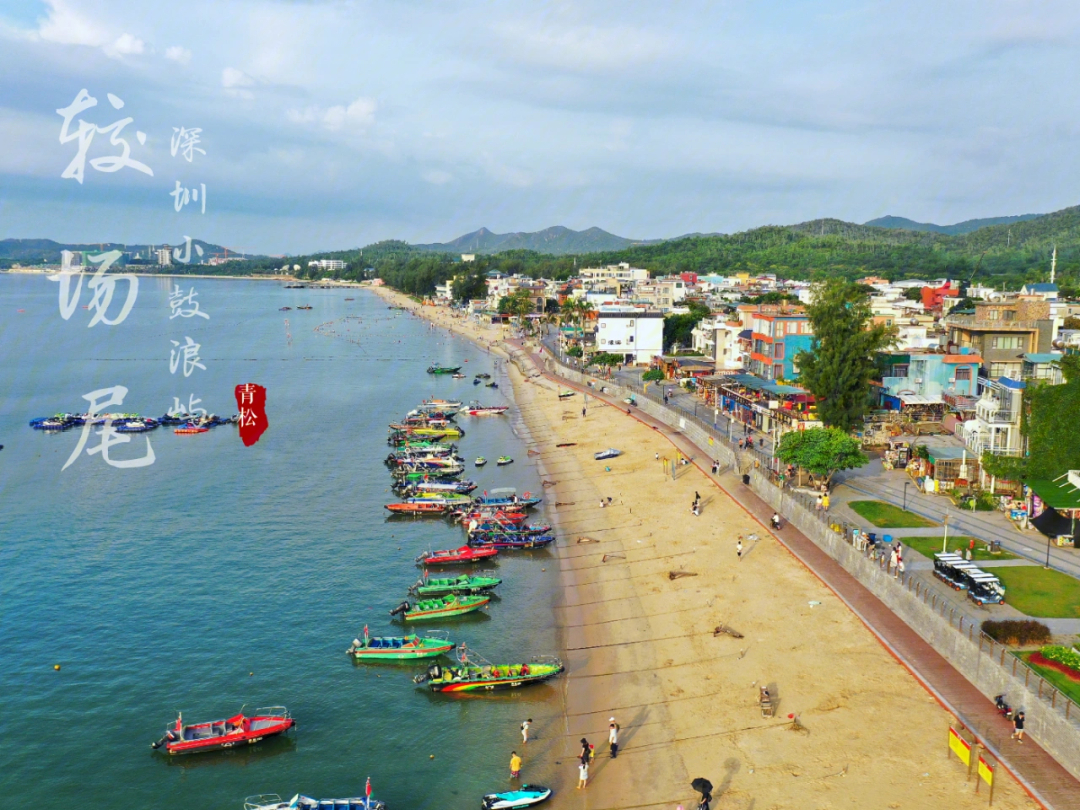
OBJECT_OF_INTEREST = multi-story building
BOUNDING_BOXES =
[632,278,687,312]
[747,310,812,381]
[594,306,664,364]
[691,316,745,372]
[308,259,347,271]
[878,350,982,403]
[579,262,649,284]
[962,376,1026,467]
[156,247,172,266]
[945,299,1054,380]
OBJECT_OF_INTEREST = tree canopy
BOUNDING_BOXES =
[795,279,895,432]
[776,427,869,482]
[663,300,711,352]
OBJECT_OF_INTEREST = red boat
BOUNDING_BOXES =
[416,545,499,566]
[151,707,294,755]
[386,502,449,515]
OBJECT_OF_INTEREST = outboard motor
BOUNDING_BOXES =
[409,579,424,594]
[150,730,177,749]
[389,601,411,617]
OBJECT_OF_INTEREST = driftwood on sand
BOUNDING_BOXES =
[668,570,699,580]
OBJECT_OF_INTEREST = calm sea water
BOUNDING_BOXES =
[0,275,560,810]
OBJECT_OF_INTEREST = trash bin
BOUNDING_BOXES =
[868,532,877,544]
[883,534,893,545]
[742,474,750,485]
[989,540,1001,554]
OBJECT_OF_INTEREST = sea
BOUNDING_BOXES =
[0,274,562,810]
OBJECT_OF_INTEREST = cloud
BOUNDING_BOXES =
[422,169,453,185]
[222,66,255,99]
[164,45,191,64]
[287,96,377,131]
[26,1,144,60]
[104,32,143,58]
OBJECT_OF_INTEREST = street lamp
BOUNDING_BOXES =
[903,481,910,512]
[1046,533,1052,570]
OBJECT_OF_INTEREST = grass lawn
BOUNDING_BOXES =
[994,566,1080,619]
[899,536,1017,562]
[848,500,939,528]
[1015,651,1080,705]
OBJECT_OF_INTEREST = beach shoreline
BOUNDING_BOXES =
[368,286,1040,810]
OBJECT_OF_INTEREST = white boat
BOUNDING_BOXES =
[482,786,552,810]
[594,448,621,460]
[462,402,509,416]
[244,794,384,810]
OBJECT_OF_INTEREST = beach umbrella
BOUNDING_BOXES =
[691,778,713,796]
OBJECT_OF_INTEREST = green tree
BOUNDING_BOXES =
[591,352,624,367]
[452,270,487,302]
[983,355,1080,481]
[642,368,665,382]
[777,427,869,483]
[1062,315,1080,330]
[795,279,895,431]
[663,300,711,352]
[903,287,924,301]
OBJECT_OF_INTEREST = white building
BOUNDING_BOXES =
[308,259,347,271]
[156,247,172,266]
[691,316,744,371]
[594,306,663,364]
[579,262,649,284]
[632,278,686,312]
[435,280,454,301]
[962,377,1026,485]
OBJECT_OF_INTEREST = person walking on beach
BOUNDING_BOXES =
[582,406,587,418]
[1012,711,1025,742]
[510,751,522,779]
[577,760,589,788]
[737,538,743,559]
[608,717,620,758]
[521,718,531,744]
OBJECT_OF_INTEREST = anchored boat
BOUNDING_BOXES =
[385,502,449,515]
[426,366,462,375]
[414,647,563,692]
[389,594,490,621]
[244,793,384,810]
[151,707,294,755]
[347,631,455,660]
[483,786,552,810]
[416,546,499,566]
[411,573,502,597]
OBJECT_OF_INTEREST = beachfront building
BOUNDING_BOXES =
[945,298,1054,380]
[309,259,347,271]
[631,278,687,312]
[747,310,812,382]
[958,376,1026,491]
[698,373,819,438]
[156,247,172,266]
[594,306,663,364]
[691,315,745,372]
[579,262,649,284]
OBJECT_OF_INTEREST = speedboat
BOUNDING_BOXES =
[594,448,621,460]
[175,423,209,434]
[347,632,455,660]
[415,546,499,566]
[244,794,384,810]
[482,786,552,810]
[496,456,513,466]
[151,707,294,755]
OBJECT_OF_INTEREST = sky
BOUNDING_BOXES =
[2,0,1080,254]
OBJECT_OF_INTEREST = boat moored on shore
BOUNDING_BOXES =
[347,631,455,660]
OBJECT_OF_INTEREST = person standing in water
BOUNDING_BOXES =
[510,751,522,779]
[521,718,531,744]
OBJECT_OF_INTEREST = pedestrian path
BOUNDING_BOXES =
[511,341,1080,810]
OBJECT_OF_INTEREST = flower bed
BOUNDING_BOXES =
[1031,646,1080,683]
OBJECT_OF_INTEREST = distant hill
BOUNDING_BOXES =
[0,238,247,264]
[864,213,1042,236]
[414,225,639,255]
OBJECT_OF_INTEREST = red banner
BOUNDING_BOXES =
[234,383,268,446]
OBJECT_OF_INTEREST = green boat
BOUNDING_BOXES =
[347,632,455,661]
[411,573,502,598]
[390,594,490,621]
[427,366,462,375]
[413,647,564,692]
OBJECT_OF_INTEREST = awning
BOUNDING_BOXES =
[898,394,944,405]
[1027,478,1080,510]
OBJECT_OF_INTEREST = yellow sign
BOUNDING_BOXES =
[949,727,971,765]
[978,755,993,786]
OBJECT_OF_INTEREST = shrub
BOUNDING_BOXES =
[566,346,583,358]
[982,619,1052,647]
[642,369,665,382]
[1039,645,1080,673]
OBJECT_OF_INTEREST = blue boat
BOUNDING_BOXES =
[244,794,385,810]
[468,533,555,550]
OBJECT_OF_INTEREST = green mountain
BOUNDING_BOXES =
[864,213,1042,236]
[0,238,241,264]
[413,225,638,255]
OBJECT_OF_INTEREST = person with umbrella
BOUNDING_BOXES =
[691,778,713,810]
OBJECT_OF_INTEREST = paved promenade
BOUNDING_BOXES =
[510,339,1080,810]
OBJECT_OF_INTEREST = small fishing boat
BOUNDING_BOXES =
[468,534,555,550]
[244,792,384,810]
[297,305,313,310]
[475,373,492,379]
[279,306,292,311]
[461,402,509,416]
[451,373,466,379]
[385,502,449,515]
[594,448,622,460]
[344,298,354,301]
[427,366,462,375]
[416,546,499,566]
[414,647,563,692]
[483,786,553,810]
[411,573,502,597]
[473,489,541,508]
[175,423,210,435]
[557,391,575,399]
[422,398,463,409]
[347,631,455,660]
[485,382,499,389]
[496,456,513,466]
[475,457,487,467]
[151,707,294,755]
[473,378,482,386]
[389,594,490,621]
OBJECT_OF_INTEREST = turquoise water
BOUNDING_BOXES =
[0,276,560,809]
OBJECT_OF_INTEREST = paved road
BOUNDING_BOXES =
[511,337,1080,810]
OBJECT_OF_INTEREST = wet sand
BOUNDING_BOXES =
[373,291,1039,810]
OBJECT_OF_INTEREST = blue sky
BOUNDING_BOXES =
[2,0,1079,254]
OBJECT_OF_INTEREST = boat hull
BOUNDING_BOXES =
[426,664,563,692]
[164,719,294,755]
[348,636,455,660]
[403,597,490,621]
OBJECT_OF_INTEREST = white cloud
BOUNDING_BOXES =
[287,96,377,132]
[422,169,453,185]
[165,45,191,65]
[104,32,144,58]
[222,66,255,99]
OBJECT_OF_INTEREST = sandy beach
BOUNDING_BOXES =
[373,289,1040,810]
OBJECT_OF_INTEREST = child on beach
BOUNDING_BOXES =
[577,761,589,788]
[510,751,522,778]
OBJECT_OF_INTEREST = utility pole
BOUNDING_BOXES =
[941,511,950,554]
